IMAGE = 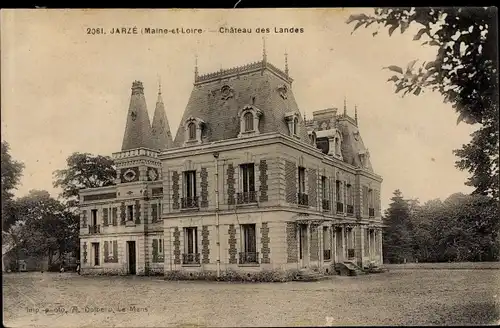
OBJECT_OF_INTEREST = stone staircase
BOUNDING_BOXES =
[334,261,366,276]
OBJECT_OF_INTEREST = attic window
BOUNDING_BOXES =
[244,112,254,131]
[285,112,300,138]
[238,105,262,138]
[184,117,205,146]
[188,122,196,140]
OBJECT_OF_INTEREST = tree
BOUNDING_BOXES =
[347,7,499,200]
[383,189,414,263]
[15,190,79,267]
[53,152,116,207]
[1,141,25,230]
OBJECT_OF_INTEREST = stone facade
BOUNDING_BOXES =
[79,57,384,276]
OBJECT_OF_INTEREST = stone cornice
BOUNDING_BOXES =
[80,185,117,195]
[158,132,382,178]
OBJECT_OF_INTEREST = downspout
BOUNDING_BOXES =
[214,152,221,278]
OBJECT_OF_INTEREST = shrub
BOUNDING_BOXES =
[164,268,300,282]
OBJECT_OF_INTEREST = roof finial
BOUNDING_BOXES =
[344,96,347,116]
[355,104,358,125]
[194,53,199,80]
[262,36,267,63]
[158,75,162,95]
[284,51,289,75]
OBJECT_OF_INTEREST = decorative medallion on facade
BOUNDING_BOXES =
[123,169,137,182]
[277,84,288,99]
[220,85,234,100]
[148,168,158,181]
[130,111,137,121]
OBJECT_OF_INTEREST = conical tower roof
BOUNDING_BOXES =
[151,85,173,150]
[121,81,155,151]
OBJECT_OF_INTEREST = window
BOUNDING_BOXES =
[240,224,257,264]
[182,171,198,208]
[346,184,354,215]
[153,238,164,263]
[321,176,329,211]
[298,167,306,194]
[183,227,199,264]
[298,167,307,206]
[127,205,133,221]
[112,207,118,226]
[244,112,254,131]
[188,122,196,140]
[293,117,298,135]
[151,203,161,222]
[368,189,375,217]
[323,226,331,261]
[335,180,343,213]
[363,186,369,216]
[238,163,256,204]
[91,209,98,226]
[347,228,355,258]
[321,176,328,200]
[92,242,100,266]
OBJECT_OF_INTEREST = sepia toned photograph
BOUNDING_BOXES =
[1,7,499,327]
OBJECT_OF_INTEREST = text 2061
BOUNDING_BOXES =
[87,28,105,35]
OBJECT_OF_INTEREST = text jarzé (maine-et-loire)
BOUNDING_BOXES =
[219,27,305,34]
[86,27,204,35]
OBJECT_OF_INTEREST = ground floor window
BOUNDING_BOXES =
[183,227,199,264]
[153,238,164,263]
[92,242,100,266]
[347,228,355,258]
[240,224,258,264]
[323,226,331,261]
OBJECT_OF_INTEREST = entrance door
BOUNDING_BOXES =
[127,241,136,275]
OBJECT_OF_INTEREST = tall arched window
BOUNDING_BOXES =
[244,112,254,132]
[188,122,196,140]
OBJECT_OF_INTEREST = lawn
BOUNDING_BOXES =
[3,268,500,327]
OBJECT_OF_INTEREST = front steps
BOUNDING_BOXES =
[335,261,366,276]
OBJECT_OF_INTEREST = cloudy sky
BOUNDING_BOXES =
[1,9,476,210]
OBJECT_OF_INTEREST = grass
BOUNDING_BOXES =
[3,267,500,327]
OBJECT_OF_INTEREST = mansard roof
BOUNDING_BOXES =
[172,60,310,147]
[121,81,155,151]
[151,88,174,150]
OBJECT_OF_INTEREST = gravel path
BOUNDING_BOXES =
[3,269,500,327]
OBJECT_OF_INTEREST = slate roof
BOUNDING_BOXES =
[338,116,373,171]
[172,60,310,147]
[151,90,174,150]
[121,81,155,151]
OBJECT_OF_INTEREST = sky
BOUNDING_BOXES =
[1,9,476,211]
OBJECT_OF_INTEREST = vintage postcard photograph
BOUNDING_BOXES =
[2,7,499,327]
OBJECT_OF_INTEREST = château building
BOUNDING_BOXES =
[79,49,384,276]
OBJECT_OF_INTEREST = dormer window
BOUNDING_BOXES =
[244,112,254,132]
[285,112,300,138]
[238,105,262,138]
[188,122,196,140]
[184,117,205,146]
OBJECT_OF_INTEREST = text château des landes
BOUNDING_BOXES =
[219,27,304,34]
